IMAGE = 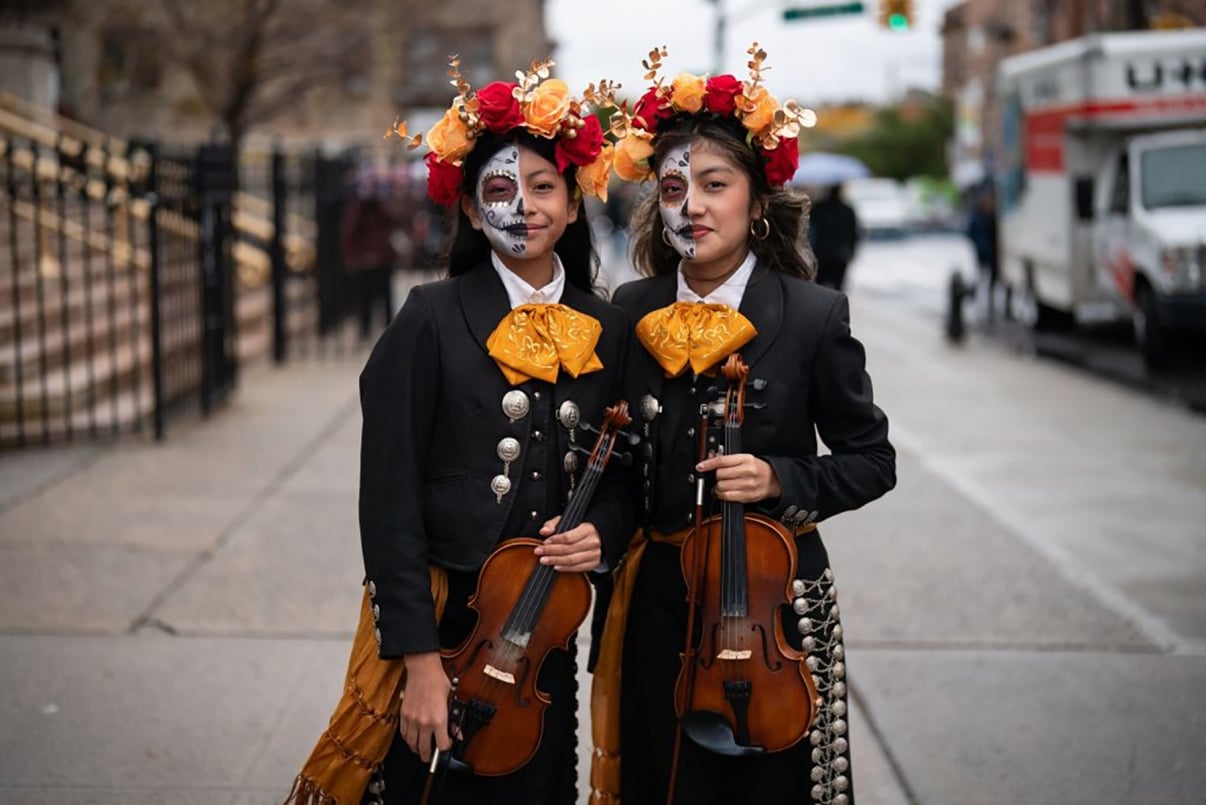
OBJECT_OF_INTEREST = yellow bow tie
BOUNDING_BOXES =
[635,301,757,378]
[486,303,605,385]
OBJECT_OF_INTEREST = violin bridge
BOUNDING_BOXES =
[483,664,517,685]
[716,649,752,661]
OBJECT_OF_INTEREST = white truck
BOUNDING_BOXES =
[995,29,1206,367]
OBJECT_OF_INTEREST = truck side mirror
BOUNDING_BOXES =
[1074,177,1094,222]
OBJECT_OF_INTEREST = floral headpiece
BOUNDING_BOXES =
[610,44,817,187]
[387,56,619,205]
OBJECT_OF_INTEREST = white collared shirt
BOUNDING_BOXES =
[492,252,566,309]
[675,251,757,310]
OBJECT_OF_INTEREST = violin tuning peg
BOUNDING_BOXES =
[744,402,767,410]
[570,443,593,456]
[577,422,602,436]
[622,431,642,447]
[750,378,768,391]
[613,450,634,467]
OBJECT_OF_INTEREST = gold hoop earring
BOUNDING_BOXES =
[661,227,674,247]
[750,217,771,240]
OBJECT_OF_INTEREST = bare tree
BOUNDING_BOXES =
[158,0,370,150]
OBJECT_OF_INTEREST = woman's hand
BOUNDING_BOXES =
[399,652,453,763]
[696,453,781,502]
[537,517,602,572]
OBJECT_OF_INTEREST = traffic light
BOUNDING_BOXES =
[878,0,913,31]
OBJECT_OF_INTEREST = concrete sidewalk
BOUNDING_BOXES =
[2,276,1203,803]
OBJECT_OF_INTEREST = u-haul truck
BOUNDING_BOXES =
[996,29,1206,367]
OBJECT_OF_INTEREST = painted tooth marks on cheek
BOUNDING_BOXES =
[659,144,696,259]
[476,146,528,256]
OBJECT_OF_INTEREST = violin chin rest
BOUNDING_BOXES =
[679,711,765,757]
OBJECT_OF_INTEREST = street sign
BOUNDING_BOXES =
[783,2,865,21]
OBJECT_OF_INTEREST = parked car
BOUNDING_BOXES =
[844,177,910,238]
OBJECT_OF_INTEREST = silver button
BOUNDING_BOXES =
[491,474,512,497]
[532,429,544,441]
[530,471,543,481]
[367,580,377,598]
[502,390,530,422]
[497,437,521,462]
[372,603,380,621]
[529,510,540,520]
[639,394,661,422]
[686,427,695,437]
[533,391,542,401]
[563,452,579,473]
[687,473,695,483]
[373,627,382,645]
[556,400,580,428]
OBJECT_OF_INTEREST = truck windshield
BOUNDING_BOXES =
[1141,145,1206,209]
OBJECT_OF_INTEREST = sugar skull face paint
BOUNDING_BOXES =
[658,144,695,260]
[477,145,528,256]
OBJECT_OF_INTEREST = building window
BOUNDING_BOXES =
[396,26,494,107]
[97,26,163,99]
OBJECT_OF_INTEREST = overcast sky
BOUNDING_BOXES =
[547,0,963,106]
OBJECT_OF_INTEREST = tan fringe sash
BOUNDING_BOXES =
[588,527,689,805]
[284,567,449,805]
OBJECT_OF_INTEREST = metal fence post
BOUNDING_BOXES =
[270,147,287,364]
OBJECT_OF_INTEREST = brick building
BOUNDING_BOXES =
[2,0,550,149]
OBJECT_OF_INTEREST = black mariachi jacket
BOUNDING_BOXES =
[357,263,631,659]
[611,262,896,537]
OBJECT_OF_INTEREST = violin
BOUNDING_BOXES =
[431,401,634,783]
[674,354,819,759]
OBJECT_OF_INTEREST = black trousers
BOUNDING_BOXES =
[369,570,580,805]
[619,537,854,805]
[356,266,394,338]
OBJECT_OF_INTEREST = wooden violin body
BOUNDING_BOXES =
[442,539,591,776]
[674,355,819,758]
[433,401,632,779]
[676,512,818,755]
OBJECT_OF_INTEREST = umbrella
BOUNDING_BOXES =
[792,152,871,186]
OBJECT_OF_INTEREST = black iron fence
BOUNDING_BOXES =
[0,98,378,449]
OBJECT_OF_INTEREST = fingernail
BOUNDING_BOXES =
[534,547,543,556]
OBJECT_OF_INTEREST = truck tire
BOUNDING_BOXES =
[1133,282,1169,371]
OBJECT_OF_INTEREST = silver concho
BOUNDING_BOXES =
[490,474,512,499]
[563,451,580,474]
[791,579,807,597]
[496,437,522,462]
[639,394,661,422]
[556,400,580,429]
[501,390,530,422]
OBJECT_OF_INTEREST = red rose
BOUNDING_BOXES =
[632,86,672,131]
[555,115,604,172]
[761,139,799,187]
[704,74,742,116]
[425,152,463,207]
[476,81,523,133]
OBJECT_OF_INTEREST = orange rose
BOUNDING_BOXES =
[613,132,654,182]
[577,143,614,201]
[524,78,572,138]
[739,86,780,134]
[671,73,706,114]
[426,106,473,165]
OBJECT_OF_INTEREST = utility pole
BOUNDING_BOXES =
[708,0,726,75]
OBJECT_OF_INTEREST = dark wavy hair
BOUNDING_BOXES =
[442,130,598,292]
[629,114,815,280]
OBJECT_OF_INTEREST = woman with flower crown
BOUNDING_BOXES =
[284,59,632,805]
[588,47,896,805]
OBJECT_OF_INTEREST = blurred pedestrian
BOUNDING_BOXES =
[809,183,860,291]
[340,174,398,339]
[965,184,1000,320]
